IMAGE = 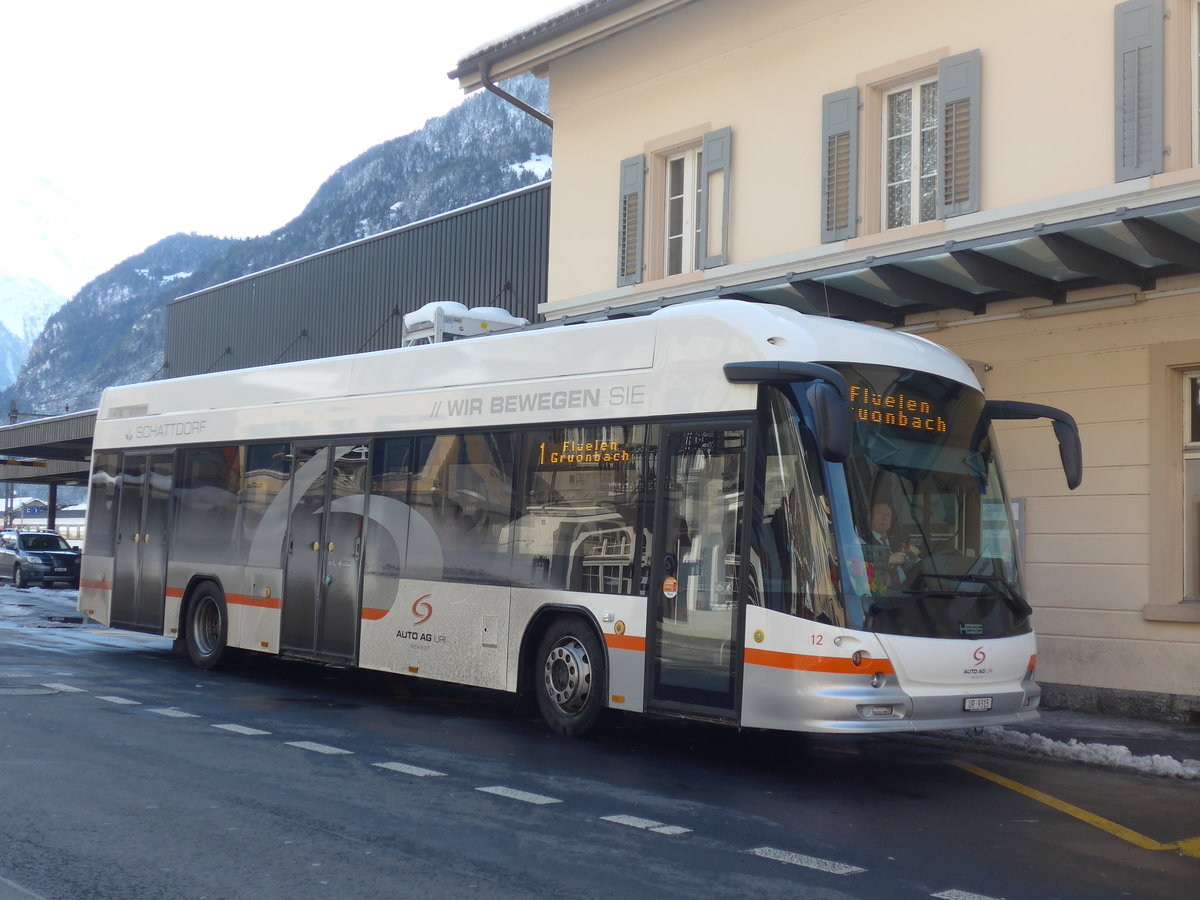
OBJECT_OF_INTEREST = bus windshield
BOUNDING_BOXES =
[828,363,1028,640]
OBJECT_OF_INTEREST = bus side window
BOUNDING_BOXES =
[174,446,241,563]
[85,452,121,557]
[753,389,841,624]
[407,432,517,584]
[510,425,652,595]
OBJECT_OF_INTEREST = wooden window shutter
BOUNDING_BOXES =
[937,50,981,218]
[617,155,645,286]
[1114,0,1164,181]
[699,127,732,269]
[821,87,859,242]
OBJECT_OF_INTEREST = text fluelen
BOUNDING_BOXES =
[849,385,947,433]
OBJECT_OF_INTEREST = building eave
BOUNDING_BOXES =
[448,0,695,91]
[541,180,1200,327]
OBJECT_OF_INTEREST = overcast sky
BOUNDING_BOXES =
[0,0,568,298]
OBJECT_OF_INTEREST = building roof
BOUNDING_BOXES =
[449,0,690,89]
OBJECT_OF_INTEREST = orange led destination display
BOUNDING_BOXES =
[849,385,947,433]
[538,440,631,466]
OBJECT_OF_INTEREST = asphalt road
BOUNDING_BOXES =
[0,585,1196,900]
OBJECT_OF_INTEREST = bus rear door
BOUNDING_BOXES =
[111,452,172,633]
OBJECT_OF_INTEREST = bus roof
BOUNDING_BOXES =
[94,300,978,450]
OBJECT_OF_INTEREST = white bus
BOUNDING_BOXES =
[79,300,1080,736]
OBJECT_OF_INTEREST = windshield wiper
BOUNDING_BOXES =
[956,573,1033,617]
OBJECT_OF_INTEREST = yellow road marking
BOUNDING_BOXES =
[955,761,1200,858]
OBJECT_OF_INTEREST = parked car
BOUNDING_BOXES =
[0,530,81,588]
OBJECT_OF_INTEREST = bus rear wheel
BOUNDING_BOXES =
[185,581,232,670]
[534,616,607,738]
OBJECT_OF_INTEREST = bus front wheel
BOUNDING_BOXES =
[534,616,607,738]
[185,581,232,670]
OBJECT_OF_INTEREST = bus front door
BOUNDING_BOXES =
[281,444,368,663]
[111,452,172,633]
[648,427,747,717]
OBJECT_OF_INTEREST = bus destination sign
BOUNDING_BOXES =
[849,385,947,434]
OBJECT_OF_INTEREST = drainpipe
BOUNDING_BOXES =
[478,63,553,129]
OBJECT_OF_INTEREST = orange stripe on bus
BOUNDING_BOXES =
[605,633,646,652]
[227,593,282,610]
[165,587,184,599]
[80,579,112,591]
[744,647,895,676]
[360,608,389,621]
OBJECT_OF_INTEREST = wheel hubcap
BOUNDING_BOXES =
[543,637,592,715]
[194,597,220,655]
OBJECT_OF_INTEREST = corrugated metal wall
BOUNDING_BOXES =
[163,183,550,377]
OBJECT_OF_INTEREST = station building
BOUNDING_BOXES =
[446,0,1200,719]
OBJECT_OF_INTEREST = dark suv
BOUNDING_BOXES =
[0,530,81,589]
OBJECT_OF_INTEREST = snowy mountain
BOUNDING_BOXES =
[0,274,67,390]
[1,75,550,416]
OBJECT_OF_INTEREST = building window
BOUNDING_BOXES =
[1193,0,1200,167]
[665,147,703,276]
[884,79,938,230]
[616,127,731,286]
[821,49,980,242]
[1184,373,1200,598]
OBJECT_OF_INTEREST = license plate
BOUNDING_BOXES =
[964,696,992,712]
[54,568,67,573]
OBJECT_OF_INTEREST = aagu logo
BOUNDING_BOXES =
[963,645,993,677]
[395,593,446,645]
[412,593,433,625]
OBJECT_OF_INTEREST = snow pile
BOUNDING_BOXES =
[958,727,1200,779]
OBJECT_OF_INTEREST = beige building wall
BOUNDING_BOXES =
[932,277,1200,699]
[545,0,1158,304]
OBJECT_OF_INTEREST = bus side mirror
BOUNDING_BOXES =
[807,382,851,464]
[984,400,1083,491]
[722,361,852,464]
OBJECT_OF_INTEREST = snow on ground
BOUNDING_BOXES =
[943,726,1200,780]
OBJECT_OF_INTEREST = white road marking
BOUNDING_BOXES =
[601,814,692,835]
[932,892,1004,900]
[96,696,140,705]
[40,683,86,692]
[748,846,865,875]
[476,786,562,805]
[372,761,447,778]
[285,741,353,755]
[148,708,200,719]
[212,723,272,736]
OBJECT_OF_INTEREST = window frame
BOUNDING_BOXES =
[1193,0,1200,167]
[1182,371,1200,599]
[881,77,939,231]
[663,145,704,277]
[1148,342,1200,622]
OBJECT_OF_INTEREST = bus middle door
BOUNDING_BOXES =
[281,444,368,663]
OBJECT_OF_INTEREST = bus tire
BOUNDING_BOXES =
[185,581,233,670]
[534,616,607,738]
